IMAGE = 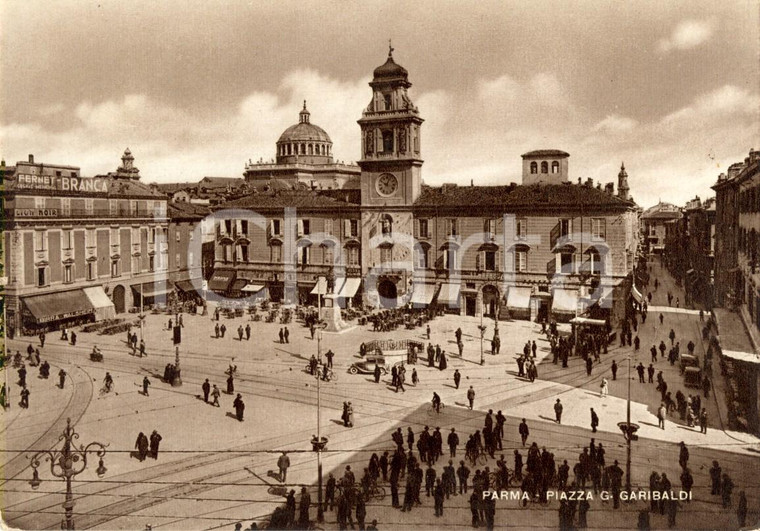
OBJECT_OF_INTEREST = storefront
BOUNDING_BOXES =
[336,277,362,308]
[21,289,97,333]
[410,282,439,309]
[506,286,532,321]
[132,281,173,308]
[438,283,461,314]
[208,270,236,296]
[551,288,579,323]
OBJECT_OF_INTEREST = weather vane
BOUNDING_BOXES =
[388,39,394,57]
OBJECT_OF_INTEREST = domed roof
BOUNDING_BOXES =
[277,102,332,144]
[373,45,408,80]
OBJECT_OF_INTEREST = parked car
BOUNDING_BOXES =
[349,356,388,375]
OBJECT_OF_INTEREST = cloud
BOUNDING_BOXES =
[658,19,715,52]
[592,114,638,133]
[661,84,759,125]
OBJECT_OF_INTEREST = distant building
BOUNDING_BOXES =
[244,102,360,191]
[640,201,682,253]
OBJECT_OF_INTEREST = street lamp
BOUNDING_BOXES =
[29,418,108,530]
[618,352,639,495]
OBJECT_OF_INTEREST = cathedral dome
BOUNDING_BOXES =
[277,102,332,144]
[275,102,333,164]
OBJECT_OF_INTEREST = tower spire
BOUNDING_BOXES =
[617,161,630,201]
[388,39,394,58]
[299,101,310,124]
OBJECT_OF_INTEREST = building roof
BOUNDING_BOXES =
[373,51,408,81]
[521,150,570,158]
[155,182,197,193]
[199,176,244,188]
[277,122,332,144]
[215,189,360,210]
[167,201,211,220]
[640,201,682,220]
[414,183,633,209]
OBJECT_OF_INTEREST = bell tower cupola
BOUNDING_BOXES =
[618,162,630,201]
[358,42,424,206]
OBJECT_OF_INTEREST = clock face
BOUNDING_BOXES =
[376,173,398,196]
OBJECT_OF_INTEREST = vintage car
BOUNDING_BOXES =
[679,354,700,374]
[683,366,702,388]
[349,356,388,375]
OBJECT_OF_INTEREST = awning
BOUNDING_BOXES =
[23,290,94,324]
[175,279,202,293]
[241,283,265,293]
[438,283,461,306]
[337,278,361,298]
[552,288,578,314]
[83,286,116,320]
[410,283,439,305]
[311,276,327,295]
[208,270,236,291]
[631,285,643,303]
[570,317,607,327]
[132,282,173,298]
[230,279,248,292]
[507,287,532,309]
[722,350,760,365]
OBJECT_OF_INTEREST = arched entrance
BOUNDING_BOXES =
[482,285,499,318]
[112,285,126,314]
[377,279,398,308]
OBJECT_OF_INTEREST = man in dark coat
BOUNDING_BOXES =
[149,430,162,459]
[519,418,529,446]
[135,432,149,461]
[202,379,211,403]
[453,369,461,389]
[611,360,618,380]
[448,428,459,457]
[233,393,245,421]
[298,487,310,528]
[590,408,599,433]
[373,363,381,383]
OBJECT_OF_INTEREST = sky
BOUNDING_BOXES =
[1,0,758,208]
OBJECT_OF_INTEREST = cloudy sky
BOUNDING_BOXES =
[1,0,758,208]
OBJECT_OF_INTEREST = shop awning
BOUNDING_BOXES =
[507,287,532,309]
[552,288,578,314]
[631,285,643,303]
[337,278,361,298]
[410,283,439,305]
[23,290,94,324]
[311,276,327,295]
[132,282,173,298]
[722,349,760,365]
[230,279,249,292]
[241,283,265,293]
[438,283,461,306]
[208,270,236,291]
[175,279,202,293]
[83,286,116,320]
[570,317,607,327]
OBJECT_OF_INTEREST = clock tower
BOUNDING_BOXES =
[358,44,424,308]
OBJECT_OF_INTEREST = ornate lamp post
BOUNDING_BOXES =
[29,418,108,530]
[617,352,639,495]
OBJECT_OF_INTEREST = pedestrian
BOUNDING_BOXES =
[284,326,290,343]
[669,328,675,346]
[20,386,30,408]
[648,364,655,383]
[227,374,234,394]
[700,408,708,434]
[737,491,747,528]
[426,324,431,340]
[202,379,210,403]
[149,430,162,459]
[433,478,445,517]
[238,325,244,341]
[591,408,599,433]
[554,398,563,424]
[659,313,664,325]
[373,364,381,383]
[453,369,461,389]
[448,428,459,457]
[586,356,593,376]
[467,386,475,410]
[325,473,336,510]
[346,402,354,427]
[140,339,146,357]
[278,452,290,483]
[178,313,184,328]
[657,403,666,429]
[215,323,220,338]
[519,418,529,446]
[411,368,418,385]
[211,384,221,406]
[611,360,618,380]
[17,366,27,388]
[135,432,149,461]
[299,487,311,528]
[70,331,77,346]
[142,376,150,396]
[325,350,334,368]
[721,473,734,508]
[233,393,245,421]
[702,375,711,398]
[355,495,366,530]
[600,377,609,398]
[637,362,645,383]
[710,461,722,495]
[220,323,226,338]
[678,442,689,469]
[168,318,173,330]
[39,332,46,348]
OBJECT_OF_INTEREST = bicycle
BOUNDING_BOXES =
[467,449,487,467]
[427,401,445,416]
[99,382,114,396]
[363,481,386,502]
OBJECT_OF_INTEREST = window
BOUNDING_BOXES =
[149,255,155,272]
[55,170,62,177]
[560,219,571,238]
[132,256,140,274]
[132,227,140,245]
[448,219,458,237]
[415,244,429,269]
[541,161,548,173]
[302,220,310,236]
[589,250,603,275]
[560,252,574,274]
[109,199,117,216]
[61,198,71,215]
[130,201,138,215]
[189,252,195,266]
[592,218,606,241]
[62,230,73,250]
[350,220,359,237]
[176,230,181,242]
[35,197,45,210]
[515,250,527,272]
[111,258,120,277]
[110,228,120,247]
[37,266,47,287]
[516,219,527,240]
[324,219,333,235]
[444,248,457,270]
[34,231,47,251]
[299,245,311,266]
[384,93,392,110]
[382,130,394,152]
[64,264,73,283]
[148,227,155,244]
[176,253,182,268]
[485,219,496,239]
[551,161,559,174]
[380,246,393,265]
[347,246,360,266]
[236,244,248,262]
[223,245,233,263]
[271,243,282,263]
[270,219,282,237]
[418,219,430,239]
[87,262,95,281]
[530,162,538,174]
[484,250,496,271]
[323,244,334,265]
[381,215,392,236]
[85,199,94,214]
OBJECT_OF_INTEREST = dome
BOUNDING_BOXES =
[277,122,332,144]
[277,102,332,144]
[373,55,408,80]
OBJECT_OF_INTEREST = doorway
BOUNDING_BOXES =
[113,285,126,313]
[377,279,398,308]
[482,285,499,318]
[465,296,476,316]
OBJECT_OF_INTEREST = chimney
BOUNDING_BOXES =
[28,154,34,163]
[471,179,474,187]
[585,178,593,187]
[605,182,615,195]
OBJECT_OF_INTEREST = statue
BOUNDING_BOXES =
[382,217,391,235]
[365,131,374,155]
[326,269,335,294]
[399,128,407,152]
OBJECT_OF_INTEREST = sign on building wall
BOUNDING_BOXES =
[16,174,109,193]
